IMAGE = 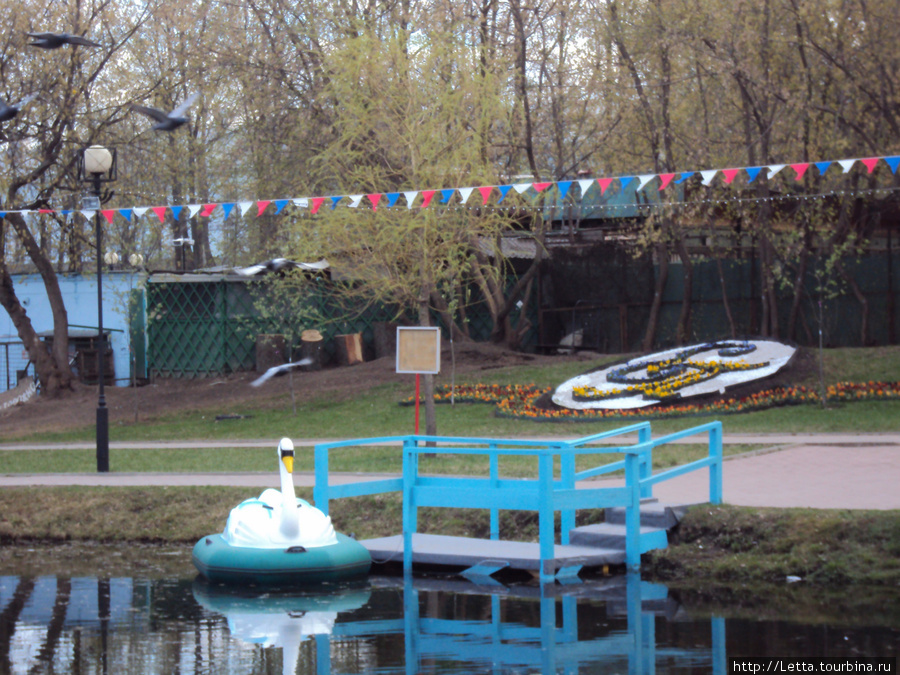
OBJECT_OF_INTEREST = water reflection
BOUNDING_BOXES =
[0,570,729,674]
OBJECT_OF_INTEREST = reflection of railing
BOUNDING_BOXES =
[314,421,723,583]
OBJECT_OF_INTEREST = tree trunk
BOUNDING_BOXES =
[715,256,736,339]
[674,237,693,344]
[836,261,869,345]
[642,240,669,352]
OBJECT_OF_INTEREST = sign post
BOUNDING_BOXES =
[395,327,441,434]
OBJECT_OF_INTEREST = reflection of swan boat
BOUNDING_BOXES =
[192,438,371,585]
[192,579,370,675]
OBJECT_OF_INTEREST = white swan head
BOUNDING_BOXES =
[278,437,294,475]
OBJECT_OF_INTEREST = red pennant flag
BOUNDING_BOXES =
[257,201,271,216]
[532,182,552,192]
[310,198,325,214]
[722,169,740,184]
[478,186,493,204]
[102,210,116,224]
[597,178,613,194]
[421,190,436,208]
[658,174,675,190]
[152,207,167,223]
[791,163,810,181]
[38,209,54,214]
[200,203,217,217]
[861,158,879,174]
[367,193,382,211]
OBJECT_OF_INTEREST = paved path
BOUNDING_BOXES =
[1,433,898,510]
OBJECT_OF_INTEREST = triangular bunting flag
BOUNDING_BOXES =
[512,183,531,194]
[700,170,718,186]
[597,178,613,194]
[766,164,786,178]
[257,201,271,216]
[838,159,856,173]
[81,210,96,221]
[532,182,552,193]
[348,195,363,208]
[132,207,148,219]
[722,169,740,184]
[38,209,54,214]
[292,198,309,208]
[497,185,512,204]
[152,207,167,223]
[421,190,436,208]
[440,189,455,204]
[619,176,635,191]
[102,210,116,224]
[885,156,900,174]
[171,206,183,221]
[200,204,217,218]
[221,203,235,219]
[658,173,675,190]
[330,196,344,209]
[458,187,475,204]
[188,205,202,218]
[814,161,832,176]
[273,199,289,214]
[861,158,879,173]
[791,163,809,180]
[385,192,401,208]
[675,172,695,184]
[310,198,325,214]
[636,175,655,191]
[118,209,132,222]
[745,168,762,183]
[478,186,493,205]
[577,179,594,196]
[239,202,254,216]
[557,180,573,199]
[367,193,382,210]
[403,191,418,209]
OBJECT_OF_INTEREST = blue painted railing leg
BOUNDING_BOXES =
[625,453,642,571]
[313,443,329,516]
[539,452,556,585]
[402,439,418,576]
[711,616,726,675]
[709,422,723,505]
[560,448,575,545]
[490,445,499,540]
[638,425,653,499]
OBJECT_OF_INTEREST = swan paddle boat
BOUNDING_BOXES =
[192,438,371,585]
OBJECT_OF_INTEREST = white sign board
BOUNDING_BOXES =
[395,327,441,374]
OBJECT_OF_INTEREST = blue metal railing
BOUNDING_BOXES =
[313,421,723,583]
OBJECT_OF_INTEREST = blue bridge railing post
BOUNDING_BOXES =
[402,437,418,576]
[625,452,642,571]
[313,442,329,516]
[709,422,723,505]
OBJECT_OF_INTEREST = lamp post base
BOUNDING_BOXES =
[96,405,109,472]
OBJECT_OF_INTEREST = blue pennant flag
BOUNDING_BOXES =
[274,199,289,214]
[497,185,512,204]
[221,203,235,219]
[746,167,762,183]
[815,161,832,176]
[885,156,900,174]
[557,181,573,200]
[170,206,183,221]
[619,176,635,191]
[330,196,343,210]
[440,189,455,204]
[118,209,133,222]
[675,172,695,184]
[386,192,401,208]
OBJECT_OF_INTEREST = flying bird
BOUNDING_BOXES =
[250,358,313,387]
[0,94,36,123]
[27,32,101,49]
[130,92,199,132]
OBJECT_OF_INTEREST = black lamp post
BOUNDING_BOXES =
[80,145,117,473]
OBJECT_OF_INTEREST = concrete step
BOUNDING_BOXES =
[604,502,693,529]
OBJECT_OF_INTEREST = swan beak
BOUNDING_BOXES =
[282,455,294,473]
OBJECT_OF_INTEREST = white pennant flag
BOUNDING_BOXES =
[292,198,309,208]
[637,174,656,191]
[403,191,419,209]
[132,207,148,219]
[700,170,718,186]
[512,183,532,194]
[577,179,594,196]
[838,159,856,173]
[349,195,364,208]
[458,187,475,204]
[80,210,96,220]
[188,204,202,218]
[239,201,254,216]
[766,164,786,178]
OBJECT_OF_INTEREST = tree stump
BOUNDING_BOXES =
[334,333,364,366]
[300,329,323,371]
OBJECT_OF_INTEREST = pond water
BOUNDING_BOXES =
[1,561,897,673]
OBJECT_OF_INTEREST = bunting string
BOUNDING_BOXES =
[1,154,898,224]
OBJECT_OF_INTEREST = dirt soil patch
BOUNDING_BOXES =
[0,342,599,439]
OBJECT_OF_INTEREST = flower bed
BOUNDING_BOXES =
[400,381,900,422]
